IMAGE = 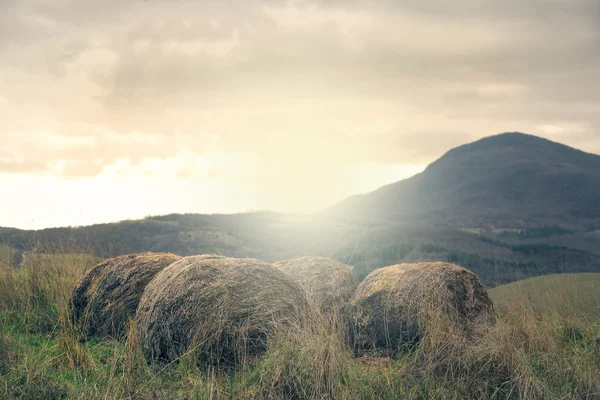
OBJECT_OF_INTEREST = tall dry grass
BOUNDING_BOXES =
[24,252,98,310]
[0,261,18,310]
[0,248,598,399]
[253,299,600,399]
[0,244,19,310]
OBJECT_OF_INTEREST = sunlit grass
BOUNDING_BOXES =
[490,273,600,322]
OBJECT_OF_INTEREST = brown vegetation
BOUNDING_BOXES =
[349,262,495,356]
[274,256,358,314]
[135,255,309,372]
[70,252,181,340]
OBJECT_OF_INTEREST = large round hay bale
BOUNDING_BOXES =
[274,256,358,314]
[349,262,495,355]
[136,255,308,371]
[70,252,181,340]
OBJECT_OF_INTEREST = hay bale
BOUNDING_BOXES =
[349,262,495,355]
[70,252,181,340]
[274,256,358,314]
[136,255,308,371]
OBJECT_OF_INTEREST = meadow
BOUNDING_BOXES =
[1,250,599,399]
[490,274,600,322]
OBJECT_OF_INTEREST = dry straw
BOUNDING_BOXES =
[135,255,309,372]
[349,262,495,356]
[70,252,181,340]
[274,256,358,314]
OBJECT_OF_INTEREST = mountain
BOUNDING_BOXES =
[328,132,600,229]
[2,132,600,287]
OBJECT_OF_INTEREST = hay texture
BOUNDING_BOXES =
[70,252,181,340]
[136,255,308,371]
[349,262,495,355]
[274,256,358,314]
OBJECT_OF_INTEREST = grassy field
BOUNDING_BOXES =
[0,253,599,399]
[490,273,600,321]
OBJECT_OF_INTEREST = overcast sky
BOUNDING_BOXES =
[1,0,599,229]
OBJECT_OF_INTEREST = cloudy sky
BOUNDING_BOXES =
[1,0,599,229]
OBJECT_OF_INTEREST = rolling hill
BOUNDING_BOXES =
[2,132,600,287]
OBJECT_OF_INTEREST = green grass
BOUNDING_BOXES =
[490,273,600,321]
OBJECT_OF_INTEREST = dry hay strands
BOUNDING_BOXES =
[136,255,309,373]
[274,256,358,315]
[349,262,495,357]
[70,252,181,340]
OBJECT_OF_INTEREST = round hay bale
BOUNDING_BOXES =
[70,252,181,340]
[274,256,358,314]
[349,262,495,356]
[136,255,308,371]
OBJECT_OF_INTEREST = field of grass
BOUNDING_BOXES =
[490,273,600,321]
[0,252,599,399]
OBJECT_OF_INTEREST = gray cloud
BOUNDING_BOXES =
[1,0,599,179]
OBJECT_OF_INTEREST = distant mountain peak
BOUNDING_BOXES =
[329,131,600,227]
[441,132,566,155]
